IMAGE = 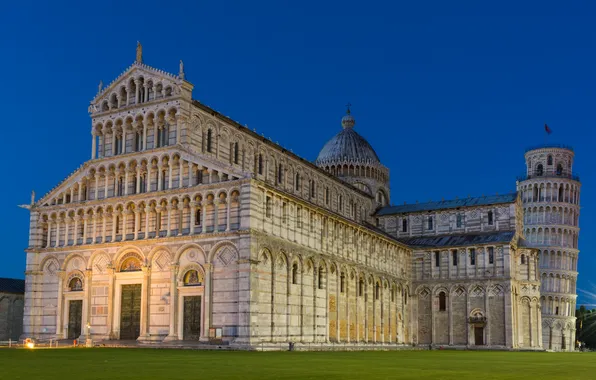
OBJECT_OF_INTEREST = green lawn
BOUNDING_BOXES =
[1,348,593,379]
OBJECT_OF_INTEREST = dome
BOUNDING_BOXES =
[315,111,381,166]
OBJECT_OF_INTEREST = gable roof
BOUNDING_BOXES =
[376,193,518,216]
[397,231,516,249]
[0,278,25,294]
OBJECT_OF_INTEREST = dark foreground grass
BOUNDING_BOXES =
[0,348,594,380]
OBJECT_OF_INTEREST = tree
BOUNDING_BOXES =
[576,305,596,349]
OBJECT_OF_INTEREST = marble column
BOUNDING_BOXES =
[138,266,151,340]
[55,270,66,338]
[163,265,179,341]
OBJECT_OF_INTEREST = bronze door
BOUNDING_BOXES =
[183,296,202,340]
[474,326,484,345]
[67,300,83,339]
[120,284,142,340]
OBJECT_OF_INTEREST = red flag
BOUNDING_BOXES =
[545,124,552,134]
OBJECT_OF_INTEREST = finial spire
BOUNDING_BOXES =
[98,80,103,94]
[179,60,185,79]
[341,103,355,129]
[136,41,143,63]
[30,190,35,205]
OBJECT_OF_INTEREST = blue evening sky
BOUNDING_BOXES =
[1,1,594,304]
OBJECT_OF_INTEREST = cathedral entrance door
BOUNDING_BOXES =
[120,284,141,340]
[474,326,484,345]
[67,300,82,339]
[183,296,202,340]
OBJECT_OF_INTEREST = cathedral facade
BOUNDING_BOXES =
[21,48,579,351]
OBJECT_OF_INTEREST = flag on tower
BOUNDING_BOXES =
[545,123,552,135]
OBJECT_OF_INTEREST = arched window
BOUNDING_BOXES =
[521,254,526,264]
[292,264,298,285]
[310,181,316,198]
[487,210,494,225]
[535,164,544,176]
[547,155,553,165]
[359,278,364,297]
[558,186,564,201]
[325,187,330,205]
[183,270,203,286]
[206,129,213,153]
[375,283,380,300]
[295,173,300,191]
[340,272,345,293]
[258,154,263,175]
[556,164,563,176]
[68,277,83,291]
[439,291,446,311]
[318,266,325,289]
[427,216,433,230]
[402,219,408,232]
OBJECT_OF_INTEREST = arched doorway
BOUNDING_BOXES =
[118,254,143,340]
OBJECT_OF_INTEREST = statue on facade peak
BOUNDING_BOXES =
[136,41,143,63]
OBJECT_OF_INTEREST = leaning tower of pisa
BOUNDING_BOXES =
[517,145,580,351]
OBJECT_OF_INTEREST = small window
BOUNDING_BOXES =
[470,248,476,265]
[258,154,263,175]
[265,196,272,218]
[339,195,343,211]
[555,306,559,315]
[488,247,494,264]
[318,267,325,290]
[435,251,440,267]
[282,202,288,224]
[439,292,446,311]
[452,250,458,266]
[325,187,330,205]
[295,173,300,191]
[292,264,298,285]
[456,214,462,228]
[547,155,553,165]
[402,219,408,232]
[359,279,364,297]
[521,254,525,264]
[277,164,283,184]
[487,211,494,225]
[310,181,316,198]
[296,206,302,227]
[535,164,544,176]
[340,272,345,293]
[556,164,563,176]
[428,216,433,230]
[233,142,239,164]
[375,283,380,300]
[206,129,213,153]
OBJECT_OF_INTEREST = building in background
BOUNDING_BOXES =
[20,46,578,350]
[517,146,580,351]
[0,278,25,341]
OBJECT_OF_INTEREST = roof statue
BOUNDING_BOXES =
[136,41,143,63]
[30,190,35,205]
[98,80,103,94]
[179,60,185,79]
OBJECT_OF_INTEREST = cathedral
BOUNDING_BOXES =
[21,46,580,351]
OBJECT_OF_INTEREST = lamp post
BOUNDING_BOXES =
[86,322,92,347]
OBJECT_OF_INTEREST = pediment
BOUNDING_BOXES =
[89,62,184,115]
